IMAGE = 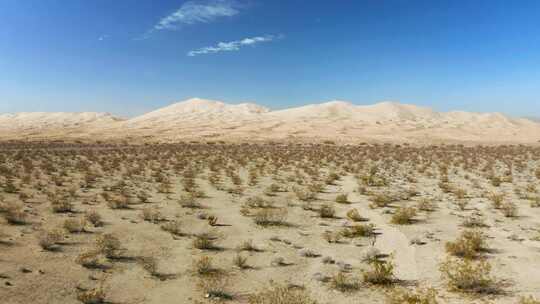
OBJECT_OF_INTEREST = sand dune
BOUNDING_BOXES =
[1,98,539,144]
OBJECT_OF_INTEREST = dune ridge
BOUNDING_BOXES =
[1,98,539,144]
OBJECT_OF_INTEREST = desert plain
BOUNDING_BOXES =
[1,99,540,304]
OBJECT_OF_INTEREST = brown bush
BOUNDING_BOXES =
[445,230,487,259]
[248,283,317,304]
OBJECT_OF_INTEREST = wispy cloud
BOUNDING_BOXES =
[155,0,239,31]
[98,35,110,41]
[188,34,281,56]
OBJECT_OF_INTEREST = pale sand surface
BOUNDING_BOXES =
[1,143,540,303]
[1,98,539,144]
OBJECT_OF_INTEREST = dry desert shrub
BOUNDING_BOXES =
[359,172,387,187]
[38,229,64,251]
[179,194,202,209]
[391,206,417,225]
[248,283,317,304]
[439,257,498,294]
[369,193,395,209]
[233,254,249,269]
[363,258,395,285]
[76,250,110,269]
[253,208,287,226]
[452,188,468,200]
[292,186,316,202]
[139,256,161,277]
[455,199,469,211]
[340,224,375,238]
[490,176,502,187]
[141,207,163,223]
[299,248,320,258]
[77,285,106,304]
[308,182,324,194]
[335,194,349,204]
[264,183,282,196]
[385,287,438,304]
[417,198,436,212]
[3,202,27,224]
[500,201,518,217]
[530,196,540,208]
[362,247,382,264]
[325,172,340,185]
[346,208,364,222]
[462,215,487,228]
[2,178,19,194]
[319,204,336,218]
[193,231,220,250]
[487,192,505,209]
[85,210,103,227]
[193,256,216,275]
[445,229,488,259]
[322,231,342,243]
[51,197,74,213]
[106,196,129,209]
[63,218,87,233]
[95,233,123,258]
[197,274,233,300]
[161,220,185,236]
[137,191,151,204]
[330,272,360,292]
[236,239,260,252]
[519,296,540,304]
[243,196,275,209]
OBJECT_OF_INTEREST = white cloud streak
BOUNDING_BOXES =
[155,0,239,31]
[188,35,280,56]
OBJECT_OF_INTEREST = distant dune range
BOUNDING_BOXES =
[1,98,540,144]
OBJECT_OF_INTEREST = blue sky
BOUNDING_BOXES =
[1,0,539,117]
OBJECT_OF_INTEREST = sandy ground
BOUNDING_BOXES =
[1,143,540,304]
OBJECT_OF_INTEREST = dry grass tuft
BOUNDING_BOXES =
[3,202,27,224]
[391,206,417,225]
[439,257,499,294]
[248,283,317,304]
[363,258,395,285]
[38,229,64,251]
[335,194,349,204]
[253,208,288,226]
[64,218,87,233]
[330,272,360,292]
[445,229,488,259]
[385,287,438,304]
